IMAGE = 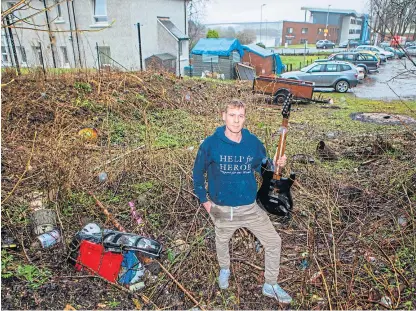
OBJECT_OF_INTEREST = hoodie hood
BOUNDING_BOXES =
[214,125,250,145]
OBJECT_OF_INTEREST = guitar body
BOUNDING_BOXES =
[257,164,295,216]
[256,93,295,217]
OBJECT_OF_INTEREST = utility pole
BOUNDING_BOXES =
[5,14,20,75]
[43,0,57,68]
[260,4,266,43]
[136,23,143,71]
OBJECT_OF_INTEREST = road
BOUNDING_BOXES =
[273,47,347,54]
[353,57,416,100]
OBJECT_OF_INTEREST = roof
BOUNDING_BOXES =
[242,44,274,57]
[191,38,244,57]
[301,7,361,17]
[149,53,177,61]
[158,18,189,40]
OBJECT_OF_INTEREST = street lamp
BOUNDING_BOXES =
[326,4,331,36]
[260,4,266,43]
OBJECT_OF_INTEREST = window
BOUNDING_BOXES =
[355,29,361,34]
[301,28,308,34]
[61,46,69,64]
[300,38,307,44]
[341,64,351,71]
[286,27,293,34]
[2,46,9,63]
[345,54,355,61]
[6,2,18,22]
[93,0,107,23]
[350,19,356,24]
[325,64,338,72]
[309,64,323,73]
[55,0,62,19]
[349,29,354,34]
[357,20,362,25]
[98,46,111,65]
[334,54,344,61]
[33,46,44,66]
[317,28,323,34]
[19,46,27,63]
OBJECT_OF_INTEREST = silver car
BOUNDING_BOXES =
[281,61,359,93]
[356,45,394,59]
[405,46,416,56]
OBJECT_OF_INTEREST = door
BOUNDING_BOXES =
[303,63,324,86]
[320,64,340,86]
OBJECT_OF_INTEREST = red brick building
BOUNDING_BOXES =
[282,21,339,45]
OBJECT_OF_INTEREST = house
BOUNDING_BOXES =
[190,38,244,79]
[1,0,189,75]
[242,44,284,75]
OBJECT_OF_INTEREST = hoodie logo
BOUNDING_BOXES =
[219,155,253,174]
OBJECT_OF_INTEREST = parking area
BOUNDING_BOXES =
[313,57,416,100]
[353,57,416,100]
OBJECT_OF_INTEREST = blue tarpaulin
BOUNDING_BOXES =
[242,44,285,74]
[191,38,244,57]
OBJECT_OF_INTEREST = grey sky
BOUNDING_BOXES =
[203,0,370,24]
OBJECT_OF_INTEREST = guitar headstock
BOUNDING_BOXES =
[281,93,293,119]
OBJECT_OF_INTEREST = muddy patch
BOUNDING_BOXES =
[350,112,416,125]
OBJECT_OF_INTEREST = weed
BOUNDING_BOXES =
[74,82,92,93]
[16,264,51,289]
[107,299,120,308]
[132,181,154,194]
[1,250,15,278]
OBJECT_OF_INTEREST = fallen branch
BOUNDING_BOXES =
[89,191,126,232]
[157,261,206,311]
[93,144,145,170]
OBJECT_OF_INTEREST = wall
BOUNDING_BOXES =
[242,52,273,75]
[191,51,239,79]
[1,0,189,73]
[282,21,339,44]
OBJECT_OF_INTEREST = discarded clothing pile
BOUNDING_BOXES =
[69,223,162,291]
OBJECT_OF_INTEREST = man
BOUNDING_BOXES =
[192,99,292,304]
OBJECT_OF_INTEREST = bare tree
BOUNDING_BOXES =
[236,29,256,45]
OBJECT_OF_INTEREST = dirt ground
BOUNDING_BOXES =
[1,70,415,310]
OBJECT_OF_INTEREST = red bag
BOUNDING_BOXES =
[75,240,123,283]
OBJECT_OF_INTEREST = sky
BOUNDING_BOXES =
[202,0,369,24]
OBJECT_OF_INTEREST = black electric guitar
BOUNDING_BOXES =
[256,94,295,217]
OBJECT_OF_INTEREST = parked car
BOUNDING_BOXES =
[355,45,394,60]
[316,40,336,49]
[405,41,416,47]
[281,61,359,93]
[379,41,391,48]
[327,52,380,74]
[351,49,386,63]
[383,47,405,59]
[339,40,360,48]
[405,46,416,56]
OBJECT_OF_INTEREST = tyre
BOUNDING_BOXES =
[323,45,327,49]
[273,89,290,105]
[335,80,350,93]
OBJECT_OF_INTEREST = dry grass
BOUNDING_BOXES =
[1,69,415,310]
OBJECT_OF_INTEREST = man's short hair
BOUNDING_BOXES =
[223,99,246,113]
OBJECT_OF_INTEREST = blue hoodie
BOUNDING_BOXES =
[193,126,267,207]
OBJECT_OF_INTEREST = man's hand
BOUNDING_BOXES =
[273,154,287,167]
[202,201,212,213]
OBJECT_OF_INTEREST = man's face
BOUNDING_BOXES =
[223,106,246,134]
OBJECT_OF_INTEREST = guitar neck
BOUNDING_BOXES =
[273,118,289,180]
